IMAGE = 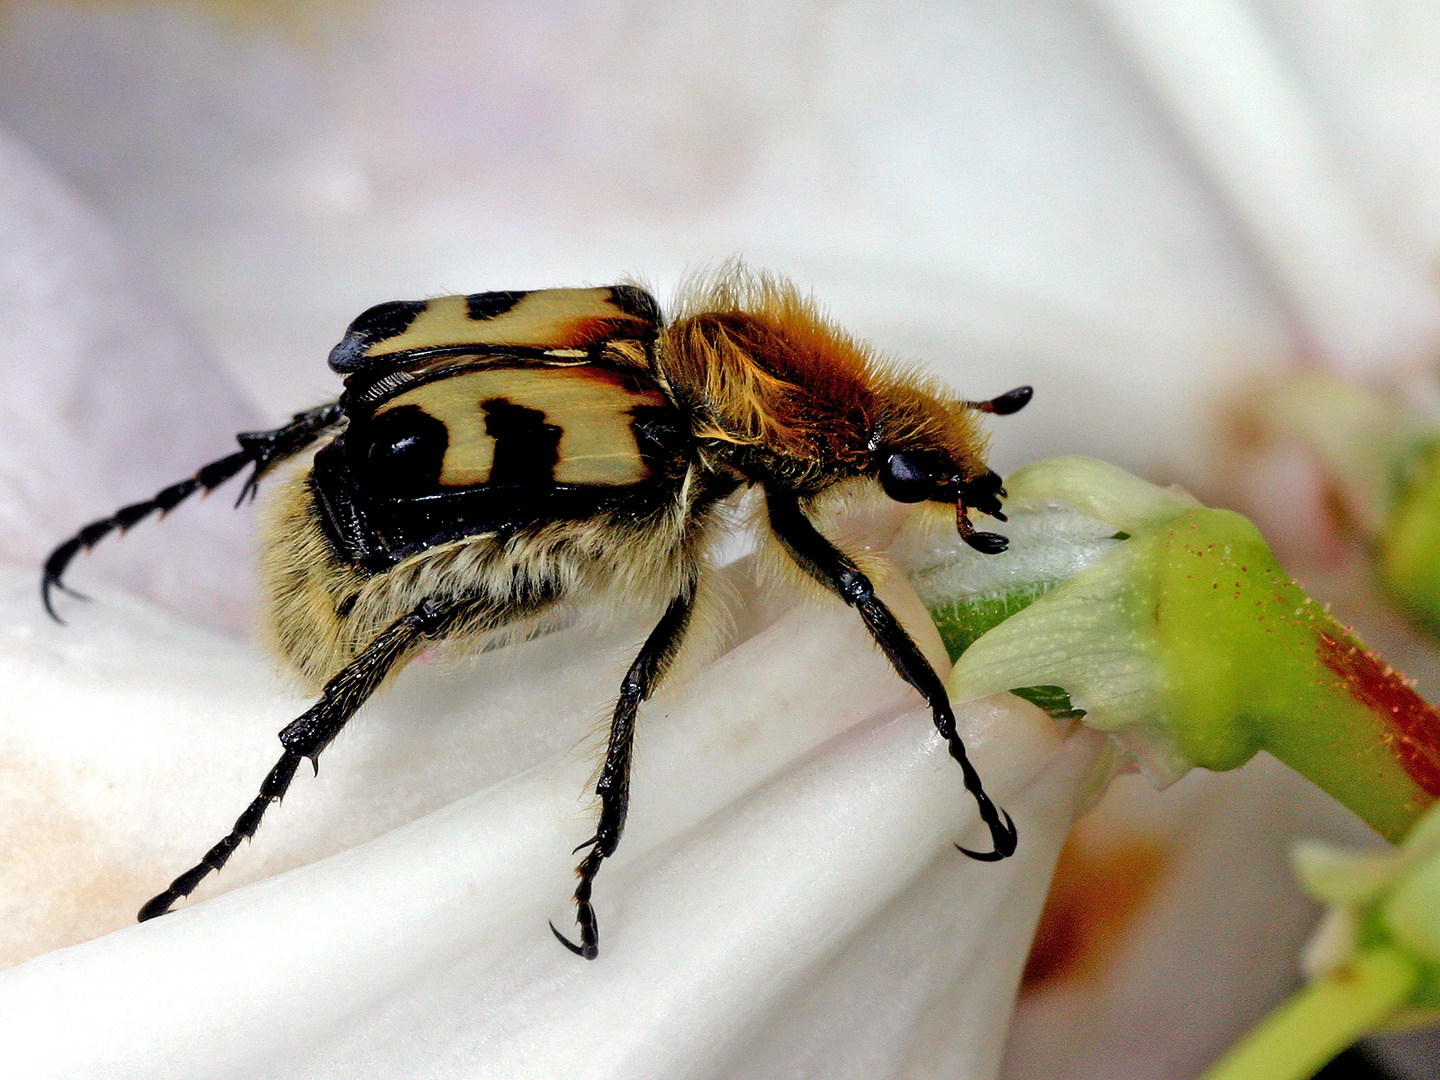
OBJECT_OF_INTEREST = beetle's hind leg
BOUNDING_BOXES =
[42,402,344,621]
[765,489,1017,861]
[42,449,251,620]
[551,585,697,960]
[138,596,450,921]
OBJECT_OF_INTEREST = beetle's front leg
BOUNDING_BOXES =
[765,488,1017,861]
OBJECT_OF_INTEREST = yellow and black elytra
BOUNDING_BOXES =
[43,268,1032,959]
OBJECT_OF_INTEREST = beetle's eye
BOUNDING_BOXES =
[356,405,448,497]
[880,451,940,503]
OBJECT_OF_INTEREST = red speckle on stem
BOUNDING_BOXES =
[1318,631,1440,797]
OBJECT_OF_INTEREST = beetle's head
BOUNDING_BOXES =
[871,385,1031,555]
[876,449,1010,554]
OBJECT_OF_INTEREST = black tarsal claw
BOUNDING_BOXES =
[234,467,264,508]
[956,808,1018,861]
[571,836,599,855]
[549,921,596,960]
[41,576,89,624]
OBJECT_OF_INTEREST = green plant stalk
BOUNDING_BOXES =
[914,457,1440,1080]
[1200,947,1420,1080]
[925,457,1440,843]
[1155,509,1436,842]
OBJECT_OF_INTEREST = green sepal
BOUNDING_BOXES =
[1009,685,1086,722]
[932,457,1440,840]
[927,585,1053,661]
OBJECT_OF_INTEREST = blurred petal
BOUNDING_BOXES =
[1004,758,1379,1080]
[1092,0,1440,371]
[0,123,261,632]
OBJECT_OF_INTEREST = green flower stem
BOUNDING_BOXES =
[1155,508,1435,842]
[1208,788,1440,1079]
[920,457,1440,842]
[1200,947,1420,1080]
[908,457,1440,1079]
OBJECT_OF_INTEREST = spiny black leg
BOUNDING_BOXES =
[42,449,249,621]
[551,586,696,960]
[233,402,347,505]
[138,597,448,922]
[42,402,344,622]
[766,489,1017,861]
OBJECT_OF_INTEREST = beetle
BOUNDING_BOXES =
[43,267,1030,959]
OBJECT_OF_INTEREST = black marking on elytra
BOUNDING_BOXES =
[311,389,692,576]
[466,290,528,322]
[483,399,561,486]
[607,285,662,329]
[356,404,449,498]
[310,445,388,573]
[329,300,429,372]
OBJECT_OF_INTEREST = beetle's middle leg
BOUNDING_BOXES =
[138,597,456,921]
[552,584,696,960]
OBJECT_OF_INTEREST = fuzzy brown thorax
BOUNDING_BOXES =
[657,271,988,496]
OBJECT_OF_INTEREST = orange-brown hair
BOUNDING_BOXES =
[657,266,987,493]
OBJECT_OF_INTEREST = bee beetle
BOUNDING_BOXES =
[44,268,1031,959]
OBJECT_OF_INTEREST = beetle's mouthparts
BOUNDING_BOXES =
[956,502,1009,554]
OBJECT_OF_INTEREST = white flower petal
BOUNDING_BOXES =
[0,582,1104,1078]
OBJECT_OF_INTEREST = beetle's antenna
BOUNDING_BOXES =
[966,385,1033,415]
